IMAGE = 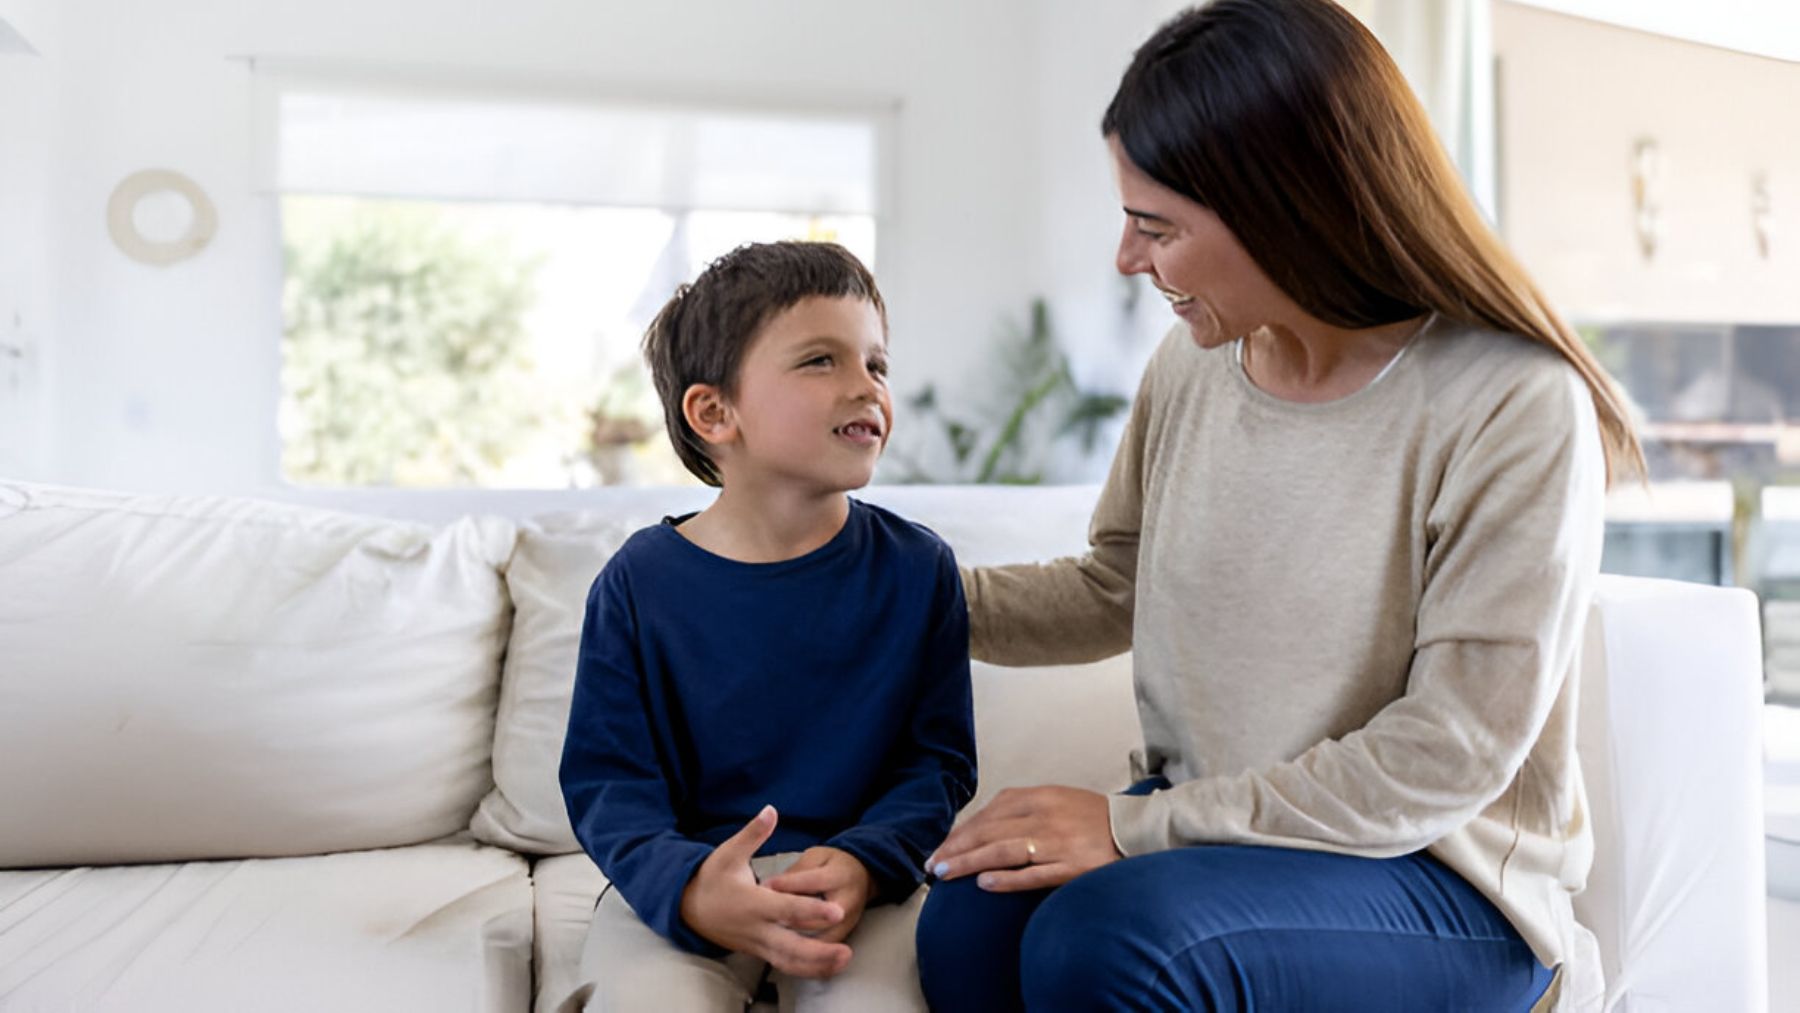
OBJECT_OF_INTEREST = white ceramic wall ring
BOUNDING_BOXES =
[106,169,218,266]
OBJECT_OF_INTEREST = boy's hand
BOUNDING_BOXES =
[679,805,853,979]
[762,847,876,945]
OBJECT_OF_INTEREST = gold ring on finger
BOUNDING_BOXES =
[1025,839,1039,864]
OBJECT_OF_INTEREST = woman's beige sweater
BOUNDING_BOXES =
[965,319,1606,1009]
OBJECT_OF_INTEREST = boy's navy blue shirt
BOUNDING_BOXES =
[559,498,977,956]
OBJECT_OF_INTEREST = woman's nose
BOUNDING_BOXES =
[1116,224,1150,275]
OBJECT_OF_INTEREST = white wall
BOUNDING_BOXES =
[1024,0,1190,484]
[0,1,55,481]
[10,0,1103,502]
[0,0,52,55]
[1494,2,1800,324]
[1508,0,1800,64]
[4,0,1492,507]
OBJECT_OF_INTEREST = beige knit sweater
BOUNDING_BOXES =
[965,319,1606,1010]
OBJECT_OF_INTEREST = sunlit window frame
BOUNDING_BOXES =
[248,58,899,493]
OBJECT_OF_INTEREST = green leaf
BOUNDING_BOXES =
[1058,393,1132,452]
[946,421,978,463]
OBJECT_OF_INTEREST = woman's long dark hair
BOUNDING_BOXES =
[1104,0,1641,482]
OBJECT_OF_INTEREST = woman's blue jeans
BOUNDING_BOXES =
[915,780,1553,1012]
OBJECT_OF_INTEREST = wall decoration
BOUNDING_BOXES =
[1752,171,1773,261]
[105,169,217,266]
[1631,137,1661,261]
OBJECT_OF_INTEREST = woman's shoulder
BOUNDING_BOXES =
[1413,320,1589,416]
[1410,320,1598,464]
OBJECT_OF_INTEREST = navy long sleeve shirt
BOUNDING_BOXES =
[559,498,977,956]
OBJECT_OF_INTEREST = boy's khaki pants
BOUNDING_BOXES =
[560,853,929,1013]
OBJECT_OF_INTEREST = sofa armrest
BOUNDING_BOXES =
[1576,575,1768,1012]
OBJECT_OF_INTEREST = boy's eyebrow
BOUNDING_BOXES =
[794,334,885,354]
[1123,206,1172,224]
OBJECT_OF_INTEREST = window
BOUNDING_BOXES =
[1586,321,1800,702]
[259,68,886,488]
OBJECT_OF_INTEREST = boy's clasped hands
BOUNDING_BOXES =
[679,805,875,980]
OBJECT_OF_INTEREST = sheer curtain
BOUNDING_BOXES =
[249,60,886,218]
[1350,0,1498,223]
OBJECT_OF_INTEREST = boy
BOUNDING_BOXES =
[559,241,977,1012]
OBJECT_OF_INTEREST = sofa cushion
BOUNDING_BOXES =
[869,488,1144,814]
[473,484,1142,855]
[531,851,611,1013]
[0,481,514,866]
[964,657,1138,817]
[471,488,715,854]
[0,840,532,1013]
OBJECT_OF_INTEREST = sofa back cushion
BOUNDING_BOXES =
[471,484,1142,854]
[0,482,514,867]
[469,488,713,853]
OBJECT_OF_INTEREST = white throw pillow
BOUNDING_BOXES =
[470,488,713,854]
[0,481,514,867]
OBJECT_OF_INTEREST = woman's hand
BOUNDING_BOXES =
[926,786,1122,892]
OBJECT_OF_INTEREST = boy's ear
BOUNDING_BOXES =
[681,383,736,447]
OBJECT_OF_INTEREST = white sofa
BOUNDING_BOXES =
[0,480,1769,1012]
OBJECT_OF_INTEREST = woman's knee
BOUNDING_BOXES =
[1017,854,1249,1011]
[1016,849,1555,1013]
[916,877,1054,1013]
[1018,866,1167,1010]
[916,876,989,972]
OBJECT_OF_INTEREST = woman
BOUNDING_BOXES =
[914,1,1639,1011]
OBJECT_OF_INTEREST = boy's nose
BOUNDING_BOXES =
[848,371,883,400]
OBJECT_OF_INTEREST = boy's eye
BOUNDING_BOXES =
[801,355,832,368]
[869,359,889,377]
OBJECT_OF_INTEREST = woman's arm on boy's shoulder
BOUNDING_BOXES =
[962,348,1156,666]
[559,560,721,956]
[824,543,977,903]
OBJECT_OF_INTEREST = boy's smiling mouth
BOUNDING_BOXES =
[834,419,884,445]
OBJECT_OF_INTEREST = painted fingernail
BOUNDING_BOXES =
[977,873,995,890]
[931,862,949,878]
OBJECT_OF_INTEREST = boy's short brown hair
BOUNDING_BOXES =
[642,241,887,486]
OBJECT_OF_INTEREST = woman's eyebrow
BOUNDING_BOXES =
[1123,207,1173,224]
